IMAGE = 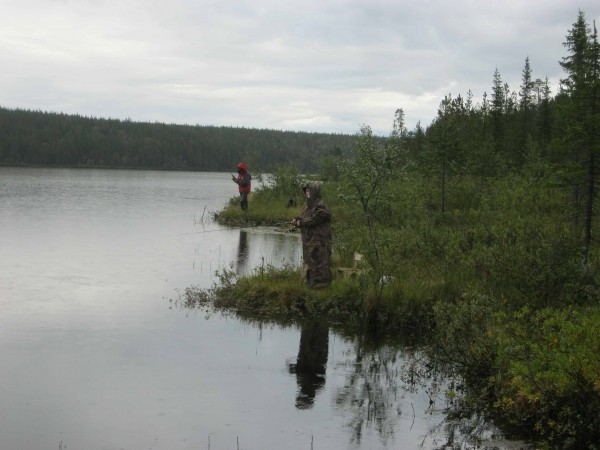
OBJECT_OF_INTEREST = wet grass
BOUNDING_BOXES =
[174,263,434,340]
[213,195,300,226]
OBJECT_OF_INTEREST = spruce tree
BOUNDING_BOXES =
[490,68,506,161]
[519,57,536,153]
[559,10,600,263]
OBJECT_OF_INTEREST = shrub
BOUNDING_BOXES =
[432,298,600,448]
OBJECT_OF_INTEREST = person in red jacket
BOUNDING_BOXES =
[231,162,251,211]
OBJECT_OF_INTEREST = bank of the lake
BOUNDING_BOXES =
[213,168,600,450]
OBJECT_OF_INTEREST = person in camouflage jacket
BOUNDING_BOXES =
[292,182,332,289]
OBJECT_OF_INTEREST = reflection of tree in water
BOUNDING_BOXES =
[334,338,405,447]
[332,336,451,448]
[333,339,521,450]
[288,321,329,409]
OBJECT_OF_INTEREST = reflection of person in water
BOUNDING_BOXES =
[288,321,329,409]
[236,230,248,275]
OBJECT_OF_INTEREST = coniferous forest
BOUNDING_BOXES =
[0,107,355,173]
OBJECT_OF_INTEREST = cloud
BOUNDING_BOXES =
[1,0,599,135]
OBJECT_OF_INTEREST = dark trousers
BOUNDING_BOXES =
[240,192,248,211]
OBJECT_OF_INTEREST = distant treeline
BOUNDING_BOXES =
[0,107,356,173]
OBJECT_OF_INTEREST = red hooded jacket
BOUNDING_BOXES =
[236,162,251,193]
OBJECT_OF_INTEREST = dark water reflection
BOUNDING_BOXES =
[236,230,250,275]
[288,321,329,409]
[0,167,530,450]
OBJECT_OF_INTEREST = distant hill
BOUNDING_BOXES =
[0,107,356,173]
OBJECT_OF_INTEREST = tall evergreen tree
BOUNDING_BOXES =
[490,68,506,158]
[535,77,553,151]
[473,91,496,181]
[426,95,466,212]
[558,10,600,262]
[519,57,536,152]
[391,108,406,139]
[504,81,521,164]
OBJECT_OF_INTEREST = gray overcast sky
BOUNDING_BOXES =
[2,1,599,135]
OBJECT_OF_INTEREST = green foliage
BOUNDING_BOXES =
[434,299,600,448]
[255,164,304,202]
[431,292,498,384]
[317,146,344,181]
[373,278,436,335]
[336,125,407,301]
[493,307,600,448]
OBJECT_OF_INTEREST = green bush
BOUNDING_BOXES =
[432,298,600,449]
[492,307,600,448]
[254,164,304,202]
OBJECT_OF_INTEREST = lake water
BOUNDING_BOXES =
[0,167,527,450]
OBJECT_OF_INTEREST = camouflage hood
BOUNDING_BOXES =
[302,181,322,208]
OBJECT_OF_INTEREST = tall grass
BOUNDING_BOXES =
[214,194,300,225]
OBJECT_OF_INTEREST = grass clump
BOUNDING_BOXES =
[214,194,300,226]
[191,263,434,339]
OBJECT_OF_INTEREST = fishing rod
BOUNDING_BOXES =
[181,226,245,235]
[180,222,296,236]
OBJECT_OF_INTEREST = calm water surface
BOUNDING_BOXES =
[0,167,526,450]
